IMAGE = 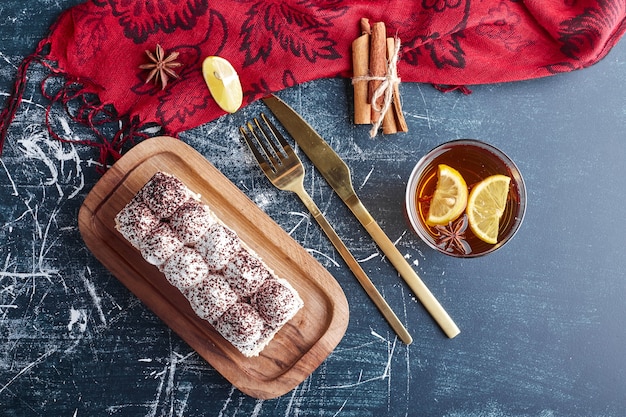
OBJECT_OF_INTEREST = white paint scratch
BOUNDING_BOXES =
[0,348,57,395]
[322,332,399,391]
[288,211,310,236]
[305,248,340,267]
[333,398,350,417]
[357,252,379,262]
[0,158,18,196]
[145,349,194,417]
[217,386,236,417]
[359,166,375,190]
[67,307,87,334]
[393,230,406,246]
[16,123,85,199]
[0,198,61,283]
[81,268,106,326]
[0,52,18,69]
[250,399,264,417]
[252,192,273,211]
[283,383,300,417]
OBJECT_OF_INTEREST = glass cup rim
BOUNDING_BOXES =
[405,139,527,258]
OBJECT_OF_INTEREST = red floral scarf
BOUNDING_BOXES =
[1,0,625,166]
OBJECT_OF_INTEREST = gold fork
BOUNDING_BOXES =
[240,114,412,345]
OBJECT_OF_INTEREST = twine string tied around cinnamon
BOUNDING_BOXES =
[351,36,401,137]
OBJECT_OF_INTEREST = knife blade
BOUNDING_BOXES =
[262,94,460,339]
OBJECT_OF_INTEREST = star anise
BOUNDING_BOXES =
[434,214,472,255]
[139,44,182,90]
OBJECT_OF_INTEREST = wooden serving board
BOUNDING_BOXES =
[78,136,349,399]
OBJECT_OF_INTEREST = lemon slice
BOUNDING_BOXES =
[202,56,243,113]
[466,174,511,244]
[426,164,468,226]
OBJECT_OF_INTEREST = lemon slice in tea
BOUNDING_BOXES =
[202,56,243,113]
[466,174,511,244]
[426,164,468,226]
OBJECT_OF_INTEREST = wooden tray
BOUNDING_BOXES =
[78,136,349,399]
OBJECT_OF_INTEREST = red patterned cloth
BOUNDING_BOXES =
[1,0,625,164]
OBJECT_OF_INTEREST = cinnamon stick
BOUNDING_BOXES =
[352,18,371,124]
[351,19,408,135]
[368,21,387,124]
[382,37,397,134]
[387,37,408,133]
[360,18,371,35]
[382,108,397,134]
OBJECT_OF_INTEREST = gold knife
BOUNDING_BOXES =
[262,95,460,339]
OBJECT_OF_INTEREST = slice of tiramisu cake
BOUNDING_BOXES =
[115,171,303,357]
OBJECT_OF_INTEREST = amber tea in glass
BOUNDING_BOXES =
[405,139,526,257]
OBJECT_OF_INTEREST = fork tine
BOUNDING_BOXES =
[249,120,283,169]
[241,119,282,174]
[259,113,296,158]
[241,113,305,190]
[255,114,286,161]
[240,124,275,176]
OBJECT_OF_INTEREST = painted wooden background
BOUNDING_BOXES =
[1,1,625,416]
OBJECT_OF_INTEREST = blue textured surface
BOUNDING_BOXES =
[1,1,625,416]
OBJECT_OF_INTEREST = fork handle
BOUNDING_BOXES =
[347,196,461,339]
[294,188,413,345]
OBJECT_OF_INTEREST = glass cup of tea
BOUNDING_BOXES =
[405,139,526,257]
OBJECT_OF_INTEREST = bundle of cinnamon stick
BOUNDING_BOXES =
[352,18,408,136]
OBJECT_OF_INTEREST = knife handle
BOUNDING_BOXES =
[349,198,461,338]
[293,188,413,345]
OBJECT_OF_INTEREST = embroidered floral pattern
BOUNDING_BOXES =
[158,75,210,128]
[557,0,624,61]
[397,0,471,69]
[99,0,210,43]
[423,0,463,13]
[244,70,299,104]
[240,1,346,67]
[476,2,531,52]
[72,5,110,66]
